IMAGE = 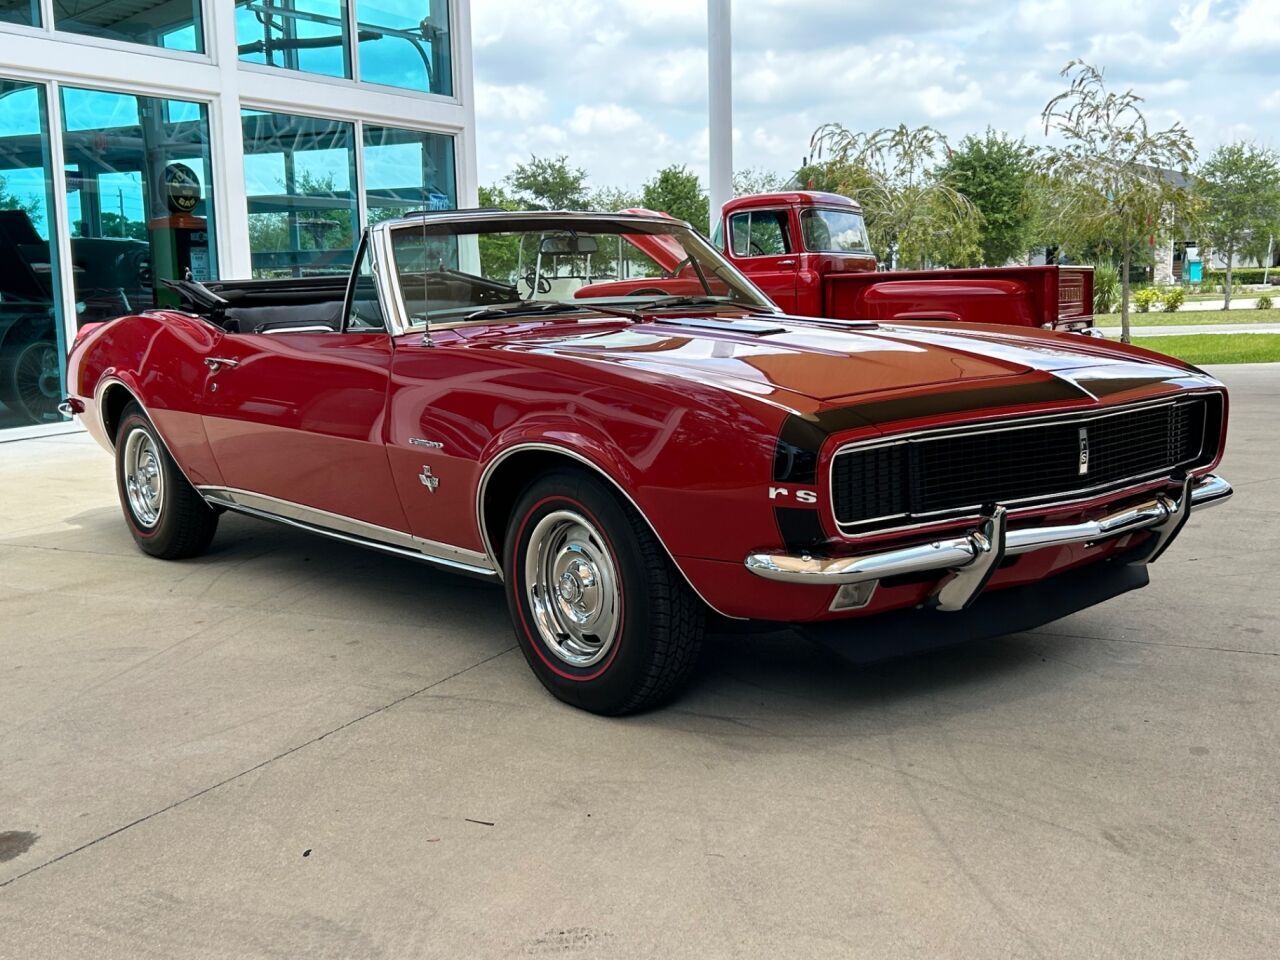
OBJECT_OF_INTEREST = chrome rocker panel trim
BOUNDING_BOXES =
[745,474,1232,609]
[198,487,498,579]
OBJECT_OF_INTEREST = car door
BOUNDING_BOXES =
[725,208,799,312]
[199,248,408,534]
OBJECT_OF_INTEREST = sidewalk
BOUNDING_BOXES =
[1098,322,1280,337]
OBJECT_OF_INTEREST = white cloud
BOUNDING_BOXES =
[918,82,987,119]
[475,83,548,123]
[567,104,644,136]
[472,0,1280,190]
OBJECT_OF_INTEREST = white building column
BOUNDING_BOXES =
[205,0,251,280]
[707,0,732,234]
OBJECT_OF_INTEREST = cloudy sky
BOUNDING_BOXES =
[470,0,1280,192]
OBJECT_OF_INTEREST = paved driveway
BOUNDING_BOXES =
[1,365,1276,959]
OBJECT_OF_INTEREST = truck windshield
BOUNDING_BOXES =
[385,214,777,328]
[801,208,871,254]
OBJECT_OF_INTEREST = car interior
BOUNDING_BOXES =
[164,273,385,334]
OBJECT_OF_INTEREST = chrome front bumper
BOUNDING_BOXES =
[745,474,1232,611]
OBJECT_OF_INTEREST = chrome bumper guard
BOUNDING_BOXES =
[745,474,1232,612]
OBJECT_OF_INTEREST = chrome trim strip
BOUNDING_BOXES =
[747,473,1232,588]
[198,486,497,578]
[474,441,744,620]
[829,391,1221,534]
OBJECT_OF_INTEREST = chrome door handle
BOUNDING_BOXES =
[778,259,796,267]
[205,357,239,373]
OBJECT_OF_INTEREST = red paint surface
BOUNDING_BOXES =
[68,302,1227,625]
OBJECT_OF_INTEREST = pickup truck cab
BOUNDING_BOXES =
[712,192,1096,333]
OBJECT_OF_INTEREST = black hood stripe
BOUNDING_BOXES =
[772,377,1089,482]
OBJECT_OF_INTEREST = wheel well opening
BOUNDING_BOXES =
[100,384,135,448]
[481,450,593,559]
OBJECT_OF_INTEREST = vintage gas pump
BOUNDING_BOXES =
[149,162,211,306]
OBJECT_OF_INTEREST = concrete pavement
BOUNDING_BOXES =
[1,365,1278,959]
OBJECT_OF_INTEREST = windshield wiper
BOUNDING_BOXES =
[641,295,740,310]
[463,300,642,322]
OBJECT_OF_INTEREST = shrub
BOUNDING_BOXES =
[1092,263,1119,315]
[1204,268,1271,286]
[1133,287,1161,313]
[1259,294,1274,310]
[1162,287,1185,312]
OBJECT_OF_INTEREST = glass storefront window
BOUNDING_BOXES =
[52,1,204,53]
[358,1,452,96]
[60,87,218,327]
[0,79,66,429]
[0,1,39,27]
[242,109,358,277]
[363,125,455,223]
[236,0,350,79]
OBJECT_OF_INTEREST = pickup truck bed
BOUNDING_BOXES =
[823,264,1094,333]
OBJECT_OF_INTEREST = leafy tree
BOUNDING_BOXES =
[247,170,355,277]
[506,154,590,210]
[1196,142,1280,308]
[479,183,520,211]
[732,168,784,198]
[1039,60,1197,342]
[640,165,709,228]
[0,174,44,231]
[809,123,980,269]
[476,184,522,283]
[588,185,641,212]
[940,129,1039,266]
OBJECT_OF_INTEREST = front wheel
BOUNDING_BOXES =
[503,470,704,714]
[115,402,219,559]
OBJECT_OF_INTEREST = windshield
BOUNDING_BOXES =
[383,214,777,328]
[801,208,871,254]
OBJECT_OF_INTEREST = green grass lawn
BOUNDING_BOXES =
[1097,308,1280,326]
[1132,333,1280,364]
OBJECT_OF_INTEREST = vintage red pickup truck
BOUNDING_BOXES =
[65,209,1229,714]
[588,192,1095,333]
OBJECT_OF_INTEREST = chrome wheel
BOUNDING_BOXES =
[524,509,621,668]
[123,427,164,529]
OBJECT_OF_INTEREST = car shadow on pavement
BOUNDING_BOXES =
[18,504,1076,727]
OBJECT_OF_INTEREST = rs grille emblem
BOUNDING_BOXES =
[1078,426,1090,475]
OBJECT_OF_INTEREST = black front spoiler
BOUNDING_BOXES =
[798,558,1150,663]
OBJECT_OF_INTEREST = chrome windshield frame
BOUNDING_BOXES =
[367,210,780,336]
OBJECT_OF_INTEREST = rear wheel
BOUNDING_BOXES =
[115,402,218,559]
[503,470,704,715]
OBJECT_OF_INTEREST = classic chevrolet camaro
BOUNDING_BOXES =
[64,210,1232,714]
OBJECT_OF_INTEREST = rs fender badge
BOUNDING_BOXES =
[418,465,440,492]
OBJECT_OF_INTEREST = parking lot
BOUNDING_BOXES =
[1,364,1276,959]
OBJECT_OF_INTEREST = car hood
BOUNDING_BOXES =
[478,314,1207,407]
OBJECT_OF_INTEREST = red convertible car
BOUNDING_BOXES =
[64,210,1232,714]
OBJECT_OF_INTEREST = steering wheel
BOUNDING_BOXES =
[749,240,766,256]
[523,272,552,295]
